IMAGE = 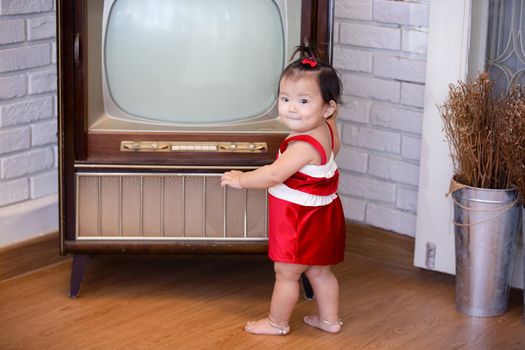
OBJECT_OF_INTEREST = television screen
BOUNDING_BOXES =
[87,0,301,130]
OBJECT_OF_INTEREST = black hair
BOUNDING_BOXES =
[278,43,343,105]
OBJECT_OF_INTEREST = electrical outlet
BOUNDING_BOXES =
[425,242,436,269]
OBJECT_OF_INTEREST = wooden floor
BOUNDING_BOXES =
[1,250,524,349]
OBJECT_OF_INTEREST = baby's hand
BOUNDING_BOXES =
[221,170,243,189]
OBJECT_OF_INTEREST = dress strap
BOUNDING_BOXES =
[280,135,327,165]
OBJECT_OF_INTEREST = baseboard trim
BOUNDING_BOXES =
[346,219,416,270]
[0,195,58,246]
[0,220,416,282]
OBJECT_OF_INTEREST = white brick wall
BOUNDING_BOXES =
[0,19,25,44]
[0,0,58,244]
[340,22,401,50]
[0,177,29,206]
[370,103,422,134]
[334,0,431,237]
[30,169,57,198]
[0,126,30,154]
[337,146,368,173]
[0,74,27,99]
[373,55,426,83]
[402,28,428,54]
[0,44,51,73]
[373,0,429,26]
[366,202,417,236]
[342,124,401,153]
[27,15,55,40]
[0,0,53,15]
[0,96,54,126]
[335,0,373,20]
[401,135,421,161]
[401,82,425,108]
[343,73,401,103]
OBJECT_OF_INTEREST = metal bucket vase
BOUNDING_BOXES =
[452,182,520,317]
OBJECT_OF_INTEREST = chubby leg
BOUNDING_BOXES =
[245,262,307,335]
[303,265,342,333]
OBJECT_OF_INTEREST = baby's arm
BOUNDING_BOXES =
[221,141,318,189]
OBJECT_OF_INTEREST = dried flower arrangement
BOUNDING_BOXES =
[498,85,525,202]
[440,73,511,189]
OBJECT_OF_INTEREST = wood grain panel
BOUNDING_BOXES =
[85,132,285,166]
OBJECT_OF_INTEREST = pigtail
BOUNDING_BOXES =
[290,41,321,61]
[290,41,324,68]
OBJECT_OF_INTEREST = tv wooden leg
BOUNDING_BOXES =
[301,273,314,300]
[69,254,90,298]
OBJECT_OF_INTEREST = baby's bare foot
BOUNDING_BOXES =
[303,315,342,333]
[244,318,290,335]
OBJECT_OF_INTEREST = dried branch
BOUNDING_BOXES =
[440,73,514,190]
[497,85,525,203]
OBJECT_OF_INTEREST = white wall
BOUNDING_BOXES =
[0,0,58,246]
[334,0,431,237]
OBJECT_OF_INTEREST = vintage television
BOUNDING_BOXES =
[57,0,335,296]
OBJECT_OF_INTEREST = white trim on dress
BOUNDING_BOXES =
[269,183,338,207]
[299,153,338,178]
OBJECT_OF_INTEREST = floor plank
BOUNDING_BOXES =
[1,251,524,350]
[0,232,68,282]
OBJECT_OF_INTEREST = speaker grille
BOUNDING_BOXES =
[76,173,268,240]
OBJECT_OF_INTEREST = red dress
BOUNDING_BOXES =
[268,125,346,265]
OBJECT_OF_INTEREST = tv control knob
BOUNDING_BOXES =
[229,144,236,149]
[132,143,140,150]
[248,144,256,149]
[151,143,158,149]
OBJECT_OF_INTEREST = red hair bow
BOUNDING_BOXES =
[301,57,318,68]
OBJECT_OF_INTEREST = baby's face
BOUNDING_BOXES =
[278,76,333,133]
